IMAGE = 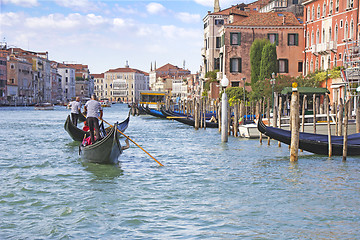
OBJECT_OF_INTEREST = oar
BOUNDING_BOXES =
[102,118,164,167]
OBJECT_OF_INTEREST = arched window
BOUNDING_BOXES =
[317,5,320,18]
[307,32,310,48]
[329,0,333,14]
[344,21,348,40]
[350,20,354,39]
[311,31,315,45]
[316,29,320,44]
[329,27,332,42]
[323,29,326,43]
[335,24,338,43]
[312,6,315,20]
[323,2,326,17]
[307,8,311,22]
[335,0,339,12]
[315,58,319,70]
[310,58,314,72]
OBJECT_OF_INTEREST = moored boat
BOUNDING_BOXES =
[79,122,122,164]
[161,108,219,128]
[34,103,54,110]
[257,116,360,156]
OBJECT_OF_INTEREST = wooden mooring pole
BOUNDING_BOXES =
[343,100,350,161]
[325,94,332,157]
[290,87,300,162]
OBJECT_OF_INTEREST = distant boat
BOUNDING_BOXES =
[100,99,111,107]
[34,103,54,110]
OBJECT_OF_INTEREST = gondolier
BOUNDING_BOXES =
[84,95,103,144]
[68,97,82,126]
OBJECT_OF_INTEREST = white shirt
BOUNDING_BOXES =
[69,101,82,114]
[85,100,102,118]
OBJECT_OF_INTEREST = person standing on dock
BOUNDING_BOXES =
[68,97,82,126]
[84,95,103,144]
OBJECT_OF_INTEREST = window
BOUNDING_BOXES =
[323,3,326,17]
[311,31,314,45]
[230,33,241,45]
[288,33,299,46]
[268,33,279,45]
[306,32,310,48]
[292,0,298,4]
[298,62,303,72]
[350,20,354,39]
[307,8,310,22]
[317,5,320,18]
[230,58,242,73]
[215,19,224,25]
[329,0,333,14]
[214,58,220,70]
[316,30,320,44]
[335,24,338,42]
[336,0,339,12]
[322,29,325,43]
[344,21,348,39]
[278,59,289,73]
[312,6,315,20]
[66,77,68,83]
[216,37,221,48]
[231,81,240,87]
[329,27,332,42]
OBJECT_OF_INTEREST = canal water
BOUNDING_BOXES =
[0,104,360,239]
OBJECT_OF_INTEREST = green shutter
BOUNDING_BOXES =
[275,34,279,45]
[230,59,233,72]
[239,58,242,72]
[295,33,299,46]
[221,34,225,46]
[285,59,289,73]
[238,33,241,45]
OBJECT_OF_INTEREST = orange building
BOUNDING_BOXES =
[219,12,304,88]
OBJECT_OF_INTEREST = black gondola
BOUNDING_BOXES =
[143,107,167,119]
[161,108,219,128]
[79,122,122,164]
[257,116,360,156]
[64,113,130,142]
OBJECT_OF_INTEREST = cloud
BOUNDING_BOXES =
[175,12,201,24]
[194,0,253,8]
[146,2,167,15]
[2,0,38,7]
[0,12,23,26]
[54,0,101,12]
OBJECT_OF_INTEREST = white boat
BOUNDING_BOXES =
[238,114,356,138]
[34,103,54,110]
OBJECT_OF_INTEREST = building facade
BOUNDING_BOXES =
[104,66,149,103]
[57,64,76,102]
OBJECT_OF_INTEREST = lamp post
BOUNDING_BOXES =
[221,75,229,142]
[270,72,276,111]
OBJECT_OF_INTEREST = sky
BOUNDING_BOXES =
[0,0,252,74]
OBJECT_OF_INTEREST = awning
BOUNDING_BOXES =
[281,87,330,95]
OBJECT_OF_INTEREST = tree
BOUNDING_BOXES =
[250,39,269,87]
[204,70,219,91]
[259,42,278,81]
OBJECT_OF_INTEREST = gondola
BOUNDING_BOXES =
[79,122,122,164]
[257,116,360,156]
[143,107,167,119]
[161,108,219,128]
[64,113,130,142]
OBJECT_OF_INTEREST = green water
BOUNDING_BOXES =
[0,104,359,239]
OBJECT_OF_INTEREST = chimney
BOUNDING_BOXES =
[214,0,220,12]
[283,15,286,25]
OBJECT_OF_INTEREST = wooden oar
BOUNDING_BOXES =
[102,118,164,167]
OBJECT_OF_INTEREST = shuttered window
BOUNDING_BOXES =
[230,33,241,45]
[288,33,299,46]
[278,59,289,73]
[268,33,279,45]
[230,58,242,73]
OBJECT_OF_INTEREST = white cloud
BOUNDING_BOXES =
[194,0,253,8]
[2,0,38,7]
[175,12,201,24]
[146,2,167,15]
[54,0,100,12]
[25,13,83,29]
[0,12,23,26]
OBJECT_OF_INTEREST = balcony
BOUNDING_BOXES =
[326,41,337,52]
[311,45,317,55]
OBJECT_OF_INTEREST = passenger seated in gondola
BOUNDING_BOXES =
[83,121,90,132]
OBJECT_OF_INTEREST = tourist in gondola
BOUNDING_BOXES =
[68,97,82,126]
[84,94,103,144]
